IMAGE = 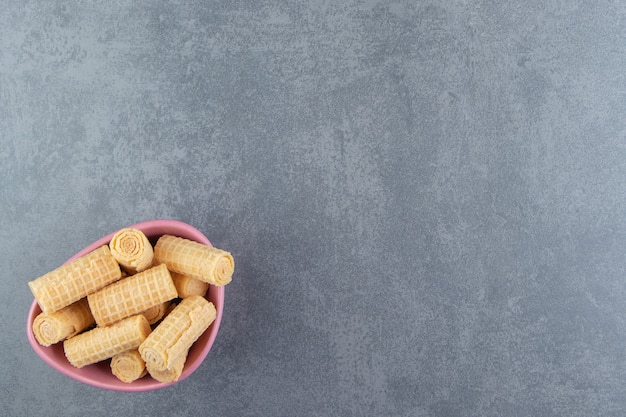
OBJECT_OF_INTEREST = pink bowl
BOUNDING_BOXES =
[26,219,225,392]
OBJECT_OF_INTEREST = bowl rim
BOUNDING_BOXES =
[26,219,225,392]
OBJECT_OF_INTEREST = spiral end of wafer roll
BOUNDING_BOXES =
[33,314,66,347]
[111,350,148,383]
[32,299,95,346]
[140,345,168,372]
[171,272,209,298]
[109,228,154,274]
[146,350,188,383]
[211,253,234,286]
[141,302,170,325]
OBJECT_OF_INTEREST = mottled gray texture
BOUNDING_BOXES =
[2,1,625,416]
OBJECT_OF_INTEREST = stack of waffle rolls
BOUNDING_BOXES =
[28,227,233,384]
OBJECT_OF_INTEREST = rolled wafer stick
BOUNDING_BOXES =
[170,271,209,298]
[88,264,178,327]
[164,301,178,318]
[32,298,95,347]
[28,245,122,313]
[154,235,234,286]
[111,349,147,383]
[146,349,188,383]
[64,314,151,368]
[139,295,216,371]
[109,228,154,274]
[141,301,170,325]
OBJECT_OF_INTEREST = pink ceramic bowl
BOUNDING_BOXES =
[26,219,225,392]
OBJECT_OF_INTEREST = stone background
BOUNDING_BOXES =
[2,1,625,416]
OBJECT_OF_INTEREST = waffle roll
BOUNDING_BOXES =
[88,264,178,327]
[32,298,95,347]
[139,295,216,371]
[64,314,151,368]
[109,228,154,274]
[154,235,234,286]
[170,271,209,298]
[111,349,147,383]
[146,350,188,383]
[141,301,170,325]
[28,246,122,313]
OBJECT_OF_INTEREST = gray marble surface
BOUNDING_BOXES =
[2,1,625,416]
